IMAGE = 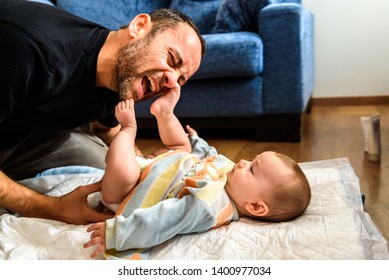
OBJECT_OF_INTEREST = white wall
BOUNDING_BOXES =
[302,0,389,97]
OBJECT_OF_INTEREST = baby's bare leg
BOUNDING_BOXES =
[150,86,191,153]
[101,100,140,205]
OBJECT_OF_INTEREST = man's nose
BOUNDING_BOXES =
[162,70,180,88]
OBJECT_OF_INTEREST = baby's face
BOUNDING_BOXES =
[225,151,292,209]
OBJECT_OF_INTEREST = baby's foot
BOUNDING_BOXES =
[115,99,137,130]
[150,85,180,117]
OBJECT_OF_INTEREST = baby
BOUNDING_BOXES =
[83,89,311,259]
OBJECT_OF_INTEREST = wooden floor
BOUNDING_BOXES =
[136,104,389,246]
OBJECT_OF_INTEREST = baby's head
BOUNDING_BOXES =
[225,151,311,222]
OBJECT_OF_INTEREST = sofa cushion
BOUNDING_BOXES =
[170,0,222,34]
[212,0,301,33]
[212,0,271,33]
[56,0,171,29]
[193,32,263,79]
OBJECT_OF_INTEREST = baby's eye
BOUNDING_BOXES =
[250,166,254,174]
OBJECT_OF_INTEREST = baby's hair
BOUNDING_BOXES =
[257,153,311,222]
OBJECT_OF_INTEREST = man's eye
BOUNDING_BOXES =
[169,53,176,67]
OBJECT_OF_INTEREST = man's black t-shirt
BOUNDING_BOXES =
[0,0,120,149]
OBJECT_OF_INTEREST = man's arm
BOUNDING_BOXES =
[91,120,143,157]
[0,171,113,225]
[90,121,121,146]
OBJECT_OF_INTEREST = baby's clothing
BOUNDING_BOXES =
[100,156,156,212]
[101,135,219,212]
[104,137,238,260]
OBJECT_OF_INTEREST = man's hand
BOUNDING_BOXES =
[0,172,113,225]
[54,181,114,225]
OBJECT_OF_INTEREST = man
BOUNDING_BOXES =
[0,0,205,224]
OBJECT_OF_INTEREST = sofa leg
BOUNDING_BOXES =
[137,115,302,142]
[255,114,302,142]
[305,98,313,114]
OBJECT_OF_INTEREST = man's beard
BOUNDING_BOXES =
[113,35,152,101]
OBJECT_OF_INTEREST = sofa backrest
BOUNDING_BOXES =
[54,0,301,33]
[170,1,302,34]
[170,0,222,34]
[55,0,171,30]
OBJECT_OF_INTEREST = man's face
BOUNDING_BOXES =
[114,22,202,101]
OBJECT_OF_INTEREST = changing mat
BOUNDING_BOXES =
[0,157,388,260]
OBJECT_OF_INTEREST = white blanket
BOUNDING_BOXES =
[0,157,388,260]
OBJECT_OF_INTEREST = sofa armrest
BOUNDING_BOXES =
[259,3,314,113]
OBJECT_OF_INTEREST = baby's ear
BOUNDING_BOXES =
[245,201,269,217]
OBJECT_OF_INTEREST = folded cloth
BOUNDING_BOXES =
[35,166,104,177]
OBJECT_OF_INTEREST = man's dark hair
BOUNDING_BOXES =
[149,9,206,57]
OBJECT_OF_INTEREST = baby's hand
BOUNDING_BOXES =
[115,99,137,131]
[83,222,107,258]
[185,125,198,137]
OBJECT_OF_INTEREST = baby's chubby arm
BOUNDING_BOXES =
[86,196,214,254]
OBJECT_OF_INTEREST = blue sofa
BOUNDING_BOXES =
[34,0,314,142]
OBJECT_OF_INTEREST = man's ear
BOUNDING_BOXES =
[245,201,269,217]
[127,14,151,38]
